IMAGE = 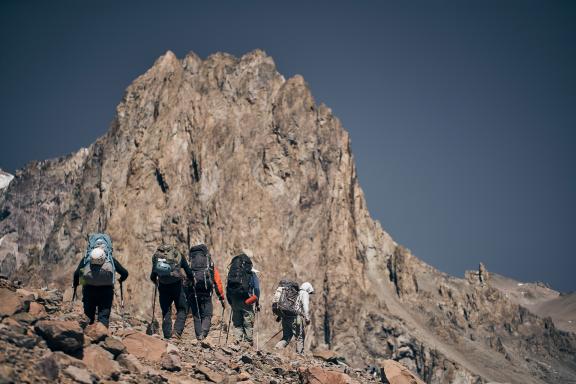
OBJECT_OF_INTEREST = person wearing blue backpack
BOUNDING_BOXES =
[72,233,129,327]
[150,244,194,339]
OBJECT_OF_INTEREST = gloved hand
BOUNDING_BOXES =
[275,316,281,323]
[305,317,311,325]
[256,303,261,312]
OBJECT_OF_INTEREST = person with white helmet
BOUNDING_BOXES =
[73,233,129,327]
[275,281,314,354]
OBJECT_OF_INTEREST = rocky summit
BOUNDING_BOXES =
[0,50,575,383]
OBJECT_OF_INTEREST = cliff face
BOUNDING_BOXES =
[0,50,574,384]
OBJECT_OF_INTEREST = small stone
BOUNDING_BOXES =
[101,336,126,357]
[28,302,48,319]
[63,365,94,384]
[12,311,37,324]
[84,322,108,342]
[116,353,144,374]
[240,355,253,364]
[196,365,224,383]
[237,371,251,381]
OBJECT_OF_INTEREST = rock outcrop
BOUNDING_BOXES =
[0,49,575,383]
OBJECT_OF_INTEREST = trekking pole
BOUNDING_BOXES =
[225,309,232,345]
[152,281,158,321]
[255,310,259,351]
[217,305,225,345]
[264,328,283,346]
[191,278,201,331]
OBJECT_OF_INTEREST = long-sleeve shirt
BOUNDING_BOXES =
[150,257,194,283]
[73,257,129,287]
[212,267,225,301]
[298,282,314,321]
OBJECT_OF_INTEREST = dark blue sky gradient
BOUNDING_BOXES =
[1,1,575,291]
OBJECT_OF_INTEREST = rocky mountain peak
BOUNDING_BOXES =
[1,50,575,383]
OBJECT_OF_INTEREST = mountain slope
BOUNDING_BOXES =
[0,50,574,384]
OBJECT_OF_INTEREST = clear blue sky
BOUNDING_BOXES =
[1,1,575,291]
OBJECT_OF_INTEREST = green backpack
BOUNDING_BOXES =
[152,244,183,284]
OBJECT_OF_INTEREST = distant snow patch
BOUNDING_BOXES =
[0,171,14,190]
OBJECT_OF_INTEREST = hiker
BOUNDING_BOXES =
[226,253,260,345]
[186,244,226,340]
[150,244,194,339]
[274,281,314,354]
[72,233,128,327]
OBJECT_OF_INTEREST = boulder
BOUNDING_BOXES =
[101,336,126,357]
[84,322,108,342]
[0,287,25,317]
[380,360,426,384]
[82,344,121,380]
[63,365,95,384]
[161,351,182,372]
[122,330,168,362]
[300,366,359,384]
[34,320,84,355]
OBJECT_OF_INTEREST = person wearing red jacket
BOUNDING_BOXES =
[187,244,226,340]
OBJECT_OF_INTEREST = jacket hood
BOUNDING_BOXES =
[300,282,314,294]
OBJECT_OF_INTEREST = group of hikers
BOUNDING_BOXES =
[72,233,314,354]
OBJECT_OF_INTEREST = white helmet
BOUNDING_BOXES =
[90,247,106,265]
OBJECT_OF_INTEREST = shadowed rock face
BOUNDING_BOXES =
[0,50,575,384]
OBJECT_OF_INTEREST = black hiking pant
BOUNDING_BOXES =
[82,285,114,327]
[188,293,213,339]
[158,281,188,339]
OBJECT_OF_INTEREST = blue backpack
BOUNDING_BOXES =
[80,233,116,286]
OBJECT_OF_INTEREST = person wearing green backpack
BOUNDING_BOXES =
[150,244,194,339]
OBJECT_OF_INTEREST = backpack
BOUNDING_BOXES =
[152,244,183,284]
[272,279,300,317]
[188,244,214,295]
[226,254,253,300]
[80,233,116,286]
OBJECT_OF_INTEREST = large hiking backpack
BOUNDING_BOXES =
[80,233,116,286]
[272,279,300,317]
[152,244,183,284]
[226,254,253,300]
[188,244,214,295]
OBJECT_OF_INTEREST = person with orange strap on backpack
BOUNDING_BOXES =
[186,244,226,340]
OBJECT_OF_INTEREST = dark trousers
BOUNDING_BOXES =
[82,285,114,327]
[188,293,213,339]
[158,281,188,338]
